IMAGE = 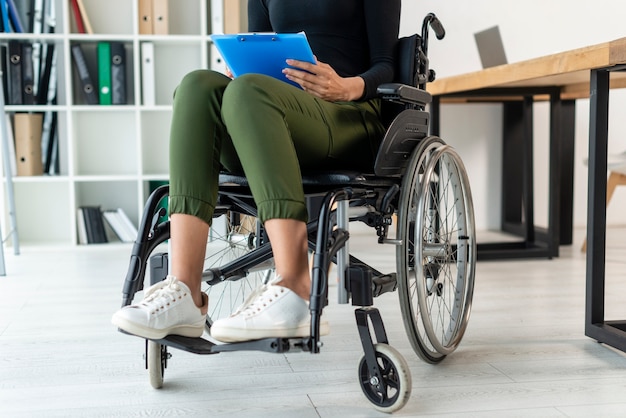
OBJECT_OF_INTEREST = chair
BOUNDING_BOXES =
[581,152,626,252]
[117,13,476,413]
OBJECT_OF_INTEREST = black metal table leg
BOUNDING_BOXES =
[585,65,626,352]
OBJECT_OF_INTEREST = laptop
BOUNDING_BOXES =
[474,26,508,68]
[210,32,316,87]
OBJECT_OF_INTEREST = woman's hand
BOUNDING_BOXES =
[283,58,365,102]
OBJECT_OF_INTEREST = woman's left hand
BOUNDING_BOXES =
[283,58,365,102]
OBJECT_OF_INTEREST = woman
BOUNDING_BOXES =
[112,0,401,343]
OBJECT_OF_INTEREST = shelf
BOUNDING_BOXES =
[0,0,241,246]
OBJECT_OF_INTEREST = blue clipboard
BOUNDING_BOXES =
[210,32,315,88]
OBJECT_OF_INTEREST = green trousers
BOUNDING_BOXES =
[169,70,385,224]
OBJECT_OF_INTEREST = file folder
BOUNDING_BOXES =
[7,40,22,104]
[210,32,315,88]
[141,42,155,106]
[14,113,43,176]
[97,42,112,105]
[138,0,152,34]
[152,0,169,35]
[110,42,127,105]
[71,43,98,104]
[21,42,35,104]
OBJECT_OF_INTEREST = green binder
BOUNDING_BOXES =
[97,42,112,105]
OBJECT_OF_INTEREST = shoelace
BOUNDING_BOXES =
[230,274,283,316]
[140,276,184,312]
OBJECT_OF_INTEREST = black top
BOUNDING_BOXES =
[248,0,401,100]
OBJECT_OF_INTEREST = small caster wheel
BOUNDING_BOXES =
[358,343,411,413]
[146,340,168,389]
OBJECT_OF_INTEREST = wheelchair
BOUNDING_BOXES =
[118,13,476,413]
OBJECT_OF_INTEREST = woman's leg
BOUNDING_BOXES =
[263,219,310,300]
[167,70,233,304]
[210,74,384,342]
[112,70,232,339]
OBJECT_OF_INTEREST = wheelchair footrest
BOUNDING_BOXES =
[154,335,308,355]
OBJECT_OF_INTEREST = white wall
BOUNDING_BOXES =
[401,0,626,230]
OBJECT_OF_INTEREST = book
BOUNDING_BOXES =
[97,42,112,105]
[70,0,85,33]
[76,0,93,34]
[102,208,137,242]
[138,0,152,35]
[110,42,127,105]
[140,42,155,106]
[6,0,24,33]
[152,0,168,35]
[71,43,98,105]
[0,0,10,33]
[76,207,88,244]
[14,113,43,176]
[78,206,108,244]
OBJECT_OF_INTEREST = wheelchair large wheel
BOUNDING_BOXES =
[396,136,476,363]
[202,212,273,327]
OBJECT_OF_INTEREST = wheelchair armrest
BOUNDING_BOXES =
[377,83,432,106]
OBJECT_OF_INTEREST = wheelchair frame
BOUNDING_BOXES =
[118,13,476,413]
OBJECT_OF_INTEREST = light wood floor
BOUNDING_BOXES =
[2,226,626,417]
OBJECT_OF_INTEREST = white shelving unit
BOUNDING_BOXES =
[0,0,244,246]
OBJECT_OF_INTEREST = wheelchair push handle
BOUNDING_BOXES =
[424,13,445,41]
[417,13,446,89]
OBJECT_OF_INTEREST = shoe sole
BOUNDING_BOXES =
[210,321,330,343]
[112,316,205,340]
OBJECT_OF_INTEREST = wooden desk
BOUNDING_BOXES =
[429,38,626,352]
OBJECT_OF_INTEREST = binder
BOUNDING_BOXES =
[71,43,98,105]
[97,42,112,105]
[110,42,127,105]
[138,0,152,35]
[140,42,155,106]
[31,0,42,34]
[36,42,54,105]
[70,0,85,33]
[17,0,33,33]
[5,114,17,176]
[7,40,22,105]
[14,113,43,176]
[76,0,93,34]
[224,0,242,34]
[152,0,169,35]
[21,42,35,105]
[42,110,57,174]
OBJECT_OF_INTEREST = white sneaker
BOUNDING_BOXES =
[112,275,207,339]
[210,277,329,343]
